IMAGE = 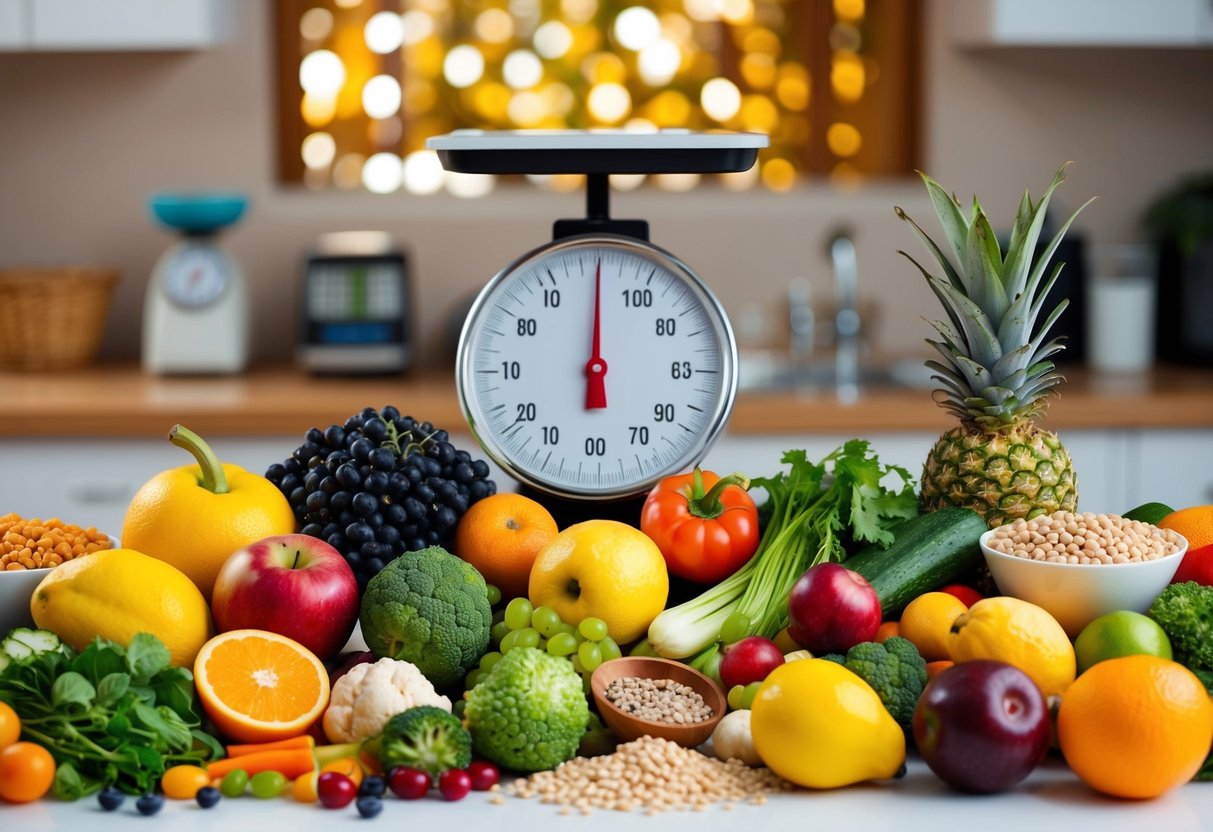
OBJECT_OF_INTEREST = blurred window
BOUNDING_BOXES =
[276,0,920,194]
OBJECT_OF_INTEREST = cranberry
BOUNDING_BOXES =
[317,771,357,809]
[387,766,431,800]
[466,761,500,792]
[438,769,472,801]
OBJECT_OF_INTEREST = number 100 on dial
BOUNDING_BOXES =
[457,235,738,500]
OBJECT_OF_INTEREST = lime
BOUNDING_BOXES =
[1123,502,1175,526]
[1074,611,1173,675]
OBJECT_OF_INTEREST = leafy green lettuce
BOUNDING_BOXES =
[0,632,223,798]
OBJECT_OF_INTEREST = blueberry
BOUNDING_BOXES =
[356,795,384,818]
[97,787,125,812]
[136,793,165,816]
[195,786,221,809]
[359,776,387,798]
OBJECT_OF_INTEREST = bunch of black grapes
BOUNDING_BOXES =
[266,406,496,589]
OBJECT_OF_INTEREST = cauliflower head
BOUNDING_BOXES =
[464,647,589,772]
[323,656,452,743]
[359,546,492,690]
[821,636,927,731]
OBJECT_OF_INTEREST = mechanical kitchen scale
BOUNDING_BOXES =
[427,129,768,512]
[143,193,250,375]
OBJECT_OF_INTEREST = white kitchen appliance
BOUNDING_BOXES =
[427,129,767,501]
[142,193,250,375]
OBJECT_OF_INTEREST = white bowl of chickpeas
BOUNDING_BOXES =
[979,511,1188,637]
[0,514,117,636]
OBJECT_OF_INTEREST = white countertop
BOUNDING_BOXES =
[6,757,1212,832]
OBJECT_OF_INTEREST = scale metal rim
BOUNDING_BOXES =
[455,232,739,501]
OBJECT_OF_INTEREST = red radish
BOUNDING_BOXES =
[719,636,785,690]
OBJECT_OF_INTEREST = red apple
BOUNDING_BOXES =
[786,562,881,654]
[913,660,1050,793]
[719,636,785,690]
[212,534,359,660]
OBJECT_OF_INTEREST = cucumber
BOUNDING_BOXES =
[846,507,988,618]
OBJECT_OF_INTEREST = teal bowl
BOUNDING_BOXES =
[149,193,247,234]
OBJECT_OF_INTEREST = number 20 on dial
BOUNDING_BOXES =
[457,235,738,499]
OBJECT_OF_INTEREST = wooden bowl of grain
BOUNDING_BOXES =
[590,656,726,748]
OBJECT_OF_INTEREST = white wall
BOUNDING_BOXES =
[1,0,1211,367]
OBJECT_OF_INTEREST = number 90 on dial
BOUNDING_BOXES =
[456,235,738,500]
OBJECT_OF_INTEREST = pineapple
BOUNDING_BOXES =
[897,164,1094,528]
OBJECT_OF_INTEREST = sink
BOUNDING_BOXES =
[737,352,937,393]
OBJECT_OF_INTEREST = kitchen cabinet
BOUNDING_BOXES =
[0,0,234,51]
[1127,429,1213,508]
[951,0,1213,48]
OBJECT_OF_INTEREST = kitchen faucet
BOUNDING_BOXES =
[829,231,861,403]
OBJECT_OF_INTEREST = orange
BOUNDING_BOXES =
[122,426,295,602]
[530,520,669,645]
[0,742,55,803]
[874,621,901,643]
[193,629,330,744]
[899,592,967,662]
[1159,504,1213,552]
[948,597,1076,698]
[453,493,559,599]
[1058,655,1213,799]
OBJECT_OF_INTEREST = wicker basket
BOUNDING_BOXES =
[0,267,119,371]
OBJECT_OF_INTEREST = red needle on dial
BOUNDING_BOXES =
[584,260,608,409]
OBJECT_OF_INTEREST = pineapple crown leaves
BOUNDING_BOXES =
[894,163,1095,427]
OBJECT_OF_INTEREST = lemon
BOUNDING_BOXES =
[527,520,668,644]
[750,659,905,789]
[30,548,213,668]
[948,596,1075,697]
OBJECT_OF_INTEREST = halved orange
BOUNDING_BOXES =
[193,629,330,744]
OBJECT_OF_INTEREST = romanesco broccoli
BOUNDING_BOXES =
[359,546,492,689]
[821,636,927,731]
[463,647,589,772]
[1148,582,1213,673]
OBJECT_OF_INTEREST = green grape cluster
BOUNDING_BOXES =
[726,681,763,711]
[465,598,623,692]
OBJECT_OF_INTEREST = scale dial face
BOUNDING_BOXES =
[163,248,229,308]
[457,235,737,500]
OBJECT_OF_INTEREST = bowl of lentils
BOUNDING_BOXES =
[590,656,725,748]
[980,511,1188,636]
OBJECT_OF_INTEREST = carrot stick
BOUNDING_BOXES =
[226,735,316,757]
[206,748,317,781]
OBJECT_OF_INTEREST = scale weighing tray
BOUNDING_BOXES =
[427,130,768,175]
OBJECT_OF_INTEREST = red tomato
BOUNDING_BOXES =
[640,468,759,584]
[940,584,984,607]
[0,742,55,803]
[1171,542,1213,585]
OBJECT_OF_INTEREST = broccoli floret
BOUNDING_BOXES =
[1149,582,1213,673]
[359,546,492,690]
[464,648,589,772]
[822,637,927,732]
[375,705,472,778]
